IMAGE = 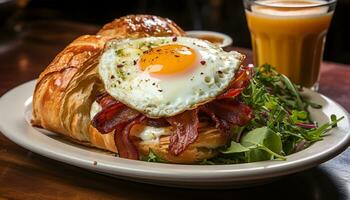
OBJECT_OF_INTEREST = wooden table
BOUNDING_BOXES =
[0,20,349,200]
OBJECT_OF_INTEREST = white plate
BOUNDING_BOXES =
[186,30,233,48]
[0,80,349,189]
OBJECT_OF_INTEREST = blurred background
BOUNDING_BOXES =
[1,0,350,64]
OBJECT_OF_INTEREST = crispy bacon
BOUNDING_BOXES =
[230,66,253,89]
[96,92,118,109]
[92,94,143,160]
[208,99,253,126]
[114,116,146,160]
[92,102,140,134]
[199,106,231,137]
[146,118,170,127]
[166,109,199,155]
[217,66,253,99]
[217,88,244,99]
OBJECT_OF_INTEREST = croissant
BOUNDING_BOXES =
[31,15,233,164]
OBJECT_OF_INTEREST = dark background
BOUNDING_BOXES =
[1,0,350,64]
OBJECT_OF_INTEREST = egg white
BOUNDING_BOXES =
[98,36,243,118]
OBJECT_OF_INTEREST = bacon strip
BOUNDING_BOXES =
[217,66,252,99]
[114,116,146,160]
[208,99,253,126]
[146,118,170,127]
[96,92,118,109]
[199,106,231,137]
[92,94,143,159]
[217,88,244,99]
[230,66,253,89]
[166,109,199,155]
[92,103,140,134]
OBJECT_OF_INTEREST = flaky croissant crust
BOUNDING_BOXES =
[32,15,226,163]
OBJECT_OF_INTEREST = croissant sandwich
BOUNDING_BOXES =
[32,15,253,164]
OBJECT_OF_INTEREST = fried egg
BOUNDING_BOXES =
[98,36,243,118]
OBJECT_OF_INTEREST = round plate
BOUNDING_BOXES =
[0,80,349,189]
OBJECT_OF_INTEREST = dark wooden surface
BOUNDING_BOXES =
[0,21,349,200]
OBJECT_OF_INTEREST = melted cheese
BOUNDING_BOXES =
[138,126,171,143]
[90,101,102,120]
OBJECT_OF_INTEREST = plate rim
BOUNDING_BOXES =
[0,80,349,184]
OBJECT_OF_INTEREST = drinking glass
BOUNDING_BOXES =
[244,0,336,90]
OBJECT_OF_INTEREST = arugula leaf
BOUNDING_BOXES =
[290,110,309,123]
[254,144,286,160]
[331,114,339,127]
[141,149,165,163]
[221,141,250,154]
[241,127,284,162]
[305,116,344,141]
[200,154,246,165]
[200,159,216,165]
[280,74,304,109]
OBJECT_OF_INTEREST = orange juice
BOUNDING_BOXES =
[245,0,335,87]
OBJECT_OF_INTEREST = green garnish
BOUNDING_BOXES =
[116,49,125,56]
[141,149,165,163]
[331,114,340,127]
[203,64,343,164]
[221,127,285,162]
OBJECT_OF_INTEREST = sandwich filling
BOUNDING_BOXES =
[90,101,171,143]
[91,66,253,160]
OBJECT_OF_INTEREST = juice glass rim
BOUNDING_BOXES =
[245,0,337,9]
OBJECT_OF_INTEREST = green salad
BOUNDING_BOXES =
[144,64,343,164]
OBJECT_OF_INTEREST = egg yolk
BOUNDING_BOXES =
[139,44,197,75]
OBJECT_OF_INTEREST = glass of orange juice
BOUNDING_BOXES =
[244,0,336,90]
